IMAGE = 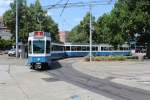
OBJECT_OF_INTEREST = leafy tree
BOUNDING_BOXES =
[114,0,150,45]
[0,39,13,50]
[95,14,112,44]
[67,12,96,43]
[95,0,150,47]
[68,0,150,48]
[3,0,59,43]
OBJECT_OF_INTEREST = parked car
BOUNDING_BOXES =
[8,49,16,56]
[4,50,9,54]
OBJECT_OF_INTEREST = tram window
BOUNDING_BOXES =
[119,47,122,50]
[101,47,104,51]
[65,46,70,51]
[53,45,56,51]
[28,41,32,53]
[77,46,81,51]
[82,46,86,51]
[62,46,65,51]
[52,45,64,51]
[51,46,53,51]
[52,45,56,51]
[71,46,76,51]
[87,47,90,51]
[60,46,63,51]
[46,41,50,53]
[92,47,98,51]
[33,40,45,53]
[110,47,113,50]
[101,47,108,51]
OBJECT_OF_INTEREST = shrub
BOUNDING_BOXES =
[85,56,127,61]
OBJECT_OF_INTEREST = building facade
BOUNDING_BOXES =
[0,16,12,40]
[58,31,68,43]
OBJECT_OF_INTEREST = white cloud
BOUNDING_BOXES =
[0,0,13,16]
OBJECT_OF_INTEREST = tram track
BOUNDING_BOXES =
[46,61,150,100]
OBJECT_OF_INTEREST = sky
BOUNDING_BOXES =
[0,0,115,31]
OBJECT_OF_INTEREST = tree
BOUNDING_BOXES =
[113,0,150,45]
[67,0,150,47]
[3,0,59,43]
[95,0,150,47]
[95,14,112,44]
[0,39,13,50]
[67,12,96,43]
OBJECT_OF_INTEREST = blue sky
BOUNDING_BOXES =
[0,0,115,31]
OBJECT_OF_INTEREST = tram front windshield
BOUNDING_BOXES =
[33,40,45,54]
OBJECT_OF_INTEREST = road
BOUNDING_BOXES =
[47,59,150,100]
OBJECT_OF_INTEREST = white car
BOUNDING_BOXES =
[8,49,16,56]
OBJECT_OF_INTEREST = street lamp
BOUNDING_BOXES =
[8,0,18,57]
[89,0,92,62]
[16,0,19,57]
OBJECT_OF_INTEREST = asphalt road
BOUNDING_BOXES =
[47,60,150,100]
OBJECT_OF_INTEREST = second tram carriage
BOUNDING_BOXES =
[28,31,131,69]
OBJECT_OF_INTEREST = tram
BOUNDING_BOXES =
[64,43,130,57]
[28,31,51,69]
[28,31,131,69]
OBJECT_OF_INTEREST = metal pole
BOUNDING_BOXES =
[16,0,18,58]
[89,0,92,62]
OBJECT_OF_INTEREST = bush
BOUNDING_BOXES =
[0,39,13,50]
[85,56,127,61]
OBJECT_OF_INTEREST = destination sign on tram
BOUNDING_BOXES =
[34,31,44,37]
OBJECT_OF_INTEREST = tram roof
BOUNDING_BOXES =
[64,43,111,46]
[64,43,129,47]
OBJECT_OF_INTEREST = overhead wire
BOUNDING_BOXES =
[47,0,64,9]
[44,0,115,9]
[59,0,70,16]
[43,0,114,31]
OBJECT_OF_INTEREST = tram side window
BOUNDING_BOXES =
[60,46,64,51]
[52,45,64,51]
[65,46,70,51]
[71,46,76,51]
[51,45,54,51]
[28,41,32,54]
[82,46,86,51]
[92,46,98,51]
[46,41,50,53]
[87,47,90,51]
[77,46,81,51]
[101,47,109,51]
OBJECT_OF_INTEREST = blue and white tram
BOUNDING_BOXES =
[28,31,51,69]
[64,43,131,57]
[27,31,131,69]
[51,43,65,59]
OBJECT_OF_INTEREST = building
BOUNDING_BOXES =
[58,31,69,43]
[0,32,12,40]
[0,16,12,40]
